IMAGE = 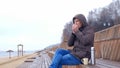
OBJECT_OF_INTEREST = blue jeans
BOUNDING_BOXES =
[49,48,82,68]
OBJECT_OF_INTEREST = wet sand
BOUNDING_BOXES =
[0,53,37,68]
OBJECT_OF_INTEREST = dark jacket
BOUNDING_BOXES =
[68,14,94,60]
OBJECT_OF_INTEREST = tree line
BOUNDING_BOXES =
[88,0,120,31]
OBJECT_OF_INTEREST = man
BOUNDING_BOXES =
[49,14,94,68]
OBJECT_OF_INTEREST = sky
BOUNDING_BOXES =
[0,0,112,51]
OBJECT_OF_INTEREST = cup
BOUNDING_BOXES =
[82,58,88,65]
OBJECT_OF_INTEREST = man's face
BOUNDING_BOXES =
[74,18,82,28]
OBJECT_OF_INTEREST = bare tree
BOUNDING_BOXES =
[88,0,119,32]
[62,21,72,42]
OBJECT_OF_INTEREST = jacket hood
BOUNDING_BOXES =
[73,14,88,28]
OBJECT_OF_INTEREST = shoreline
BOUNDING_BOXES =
[0,51,34,58]
[0,53,37,68]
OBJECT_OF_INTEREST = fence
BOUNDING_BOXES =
[94,24,120,61]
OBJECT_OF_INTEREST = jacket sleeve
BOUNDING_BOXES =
[74,26,94,46]
[68,33,76,46]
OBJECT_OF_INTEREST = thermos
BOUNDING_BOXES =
[91,47,96,65]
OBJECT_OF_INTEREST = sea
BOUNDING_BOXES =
[0,51,35,58]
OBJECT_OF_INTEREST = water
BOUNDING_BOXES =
[0,51,35,58]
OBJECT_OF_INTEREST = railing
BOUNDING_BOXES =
[94,24,120,61]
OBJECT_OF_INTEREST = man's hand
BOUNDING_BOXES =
[72,24,79,33]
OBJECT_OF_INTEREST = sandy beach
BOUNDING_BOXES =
[0,53,37,68]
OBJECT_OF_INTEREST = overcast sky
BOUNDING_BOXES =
[0,0,112,51]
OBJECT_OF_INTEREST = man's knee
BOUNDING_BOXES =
[56,48,64,54]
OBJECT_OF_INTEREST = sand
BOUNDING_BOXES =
[0,53,37,68]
